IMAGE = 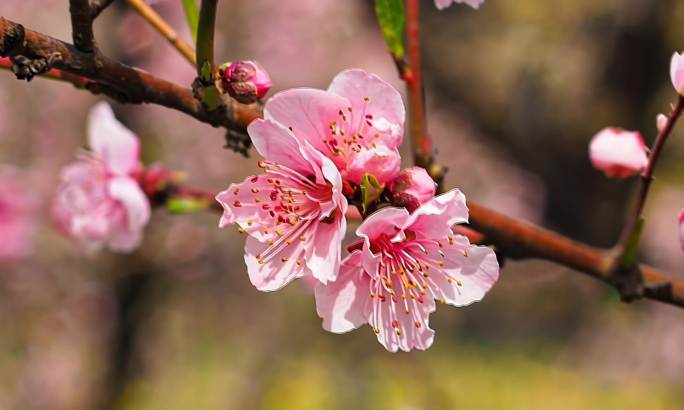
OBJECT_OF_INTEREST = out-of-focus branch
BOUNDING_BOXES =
[125,0,196,65]
[69,0,96,52]
[196,0,217,75]
[0,16,260,133]
[91,0,117,19]
[615,96,684,258]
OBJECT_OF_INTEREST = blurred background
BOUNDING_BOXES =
[1,0,684,408]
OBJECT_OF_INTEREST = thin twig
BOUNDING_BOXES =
[69,0,95,52]
[125,0,196,65]
[91,0,117,19]
[615,96,684,258]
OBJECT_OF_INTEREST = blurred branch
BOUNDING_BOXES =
[69,0,96,52]
[194,0,221,110]
[615,96,684,259]
[125,0,196,65]
[0,16,259,133]
[91,0,117,19]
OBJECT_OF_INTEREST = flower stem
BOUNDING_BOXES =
[126,0,196,65]
[615,95,684,261]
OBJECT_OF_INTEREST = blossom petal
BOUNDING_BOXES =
[248,119,317,176]
[589,127,648,178]
[264,88,350,159]
[405,189,469,238]
[307,215,346,284]
[107,176,151,231]
[424,237,500,306]
[315,251,370,333]
[87,102,140,175]
[369,292,436,352]
[344,144,401,185]
[327,69,404,147]
[244,235,312,291]
[356,207,410,243]
[671,52,684,94]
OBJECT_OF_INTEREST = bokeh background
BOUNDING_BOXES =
[1,0,684,408]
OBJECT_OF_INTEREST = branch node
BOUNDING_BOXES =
[10,52,62,81]
[224,129,252,158]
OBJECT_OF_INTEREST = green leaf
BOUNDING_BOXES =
[181,0,200,42]
[360,173,382,214]
[374,0,405,60]
[620,218,645,268]
[166,197,210,213]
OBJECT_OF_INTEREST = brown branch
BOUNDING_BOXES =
[0,16,260,133]
[91,0,117,19]
[0,57,93,88]
[69,0,96,52]
[125,0,196,65]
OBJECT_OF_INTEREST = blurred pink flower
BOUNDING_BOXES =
[434,0,484,10]
[216,119,347,291]
[265,69,404,185]
[52,102,150,253]
[221,60,273,104]
[671,52,684,96]
[589,127,648,178]
[679,210,684,251]
[0,167,35,262]
[390,166,437,212]
[315,190,499,352]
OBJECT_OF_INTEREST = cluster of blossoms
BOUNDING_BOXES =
[589,52,684,251]
[215,69,499,352]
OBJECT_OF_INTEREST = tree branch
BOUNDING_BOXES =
[125,0,196,65]
[69,0,96,52]
[0,16,259,133]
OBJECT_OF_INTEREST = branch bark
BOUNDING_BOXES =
[91,0,117,19]
[0,16,260,133]
[69,0,96,52]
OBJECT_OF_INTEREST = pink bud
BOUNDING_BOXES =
[671,52,684,96]
[390,167,437,212]
[679,210,684,251]
[221,60,272,104]
[656,114,668,133]
[589,127,648,178]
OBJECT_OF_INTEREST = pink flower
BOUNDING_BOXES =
[0,167,35,262]
[434,0,485,10]
[221,60,273,104]
[589,127,648,178]
[671,52,684,96]
[52,102,150,253]
[215,118,348,291]
[679,210,684,251]
[264,69,404,186]
[390,166,437,212]
[315,190,499,352]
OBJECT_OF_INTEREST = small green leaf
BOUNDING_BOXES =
[360,173,382,214]
[200,60,213,82]
[167,197,210,213]
[202,85,221,110]
[181,0,200,42]
[374,0,405,60]
[620,218,645,268]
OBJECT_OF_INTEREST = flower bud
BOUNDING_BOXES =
[589,127,648,178]
[657,113,668,133]
[221,60,272,104]
[390,167,437,212]
[671,52,684,96]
